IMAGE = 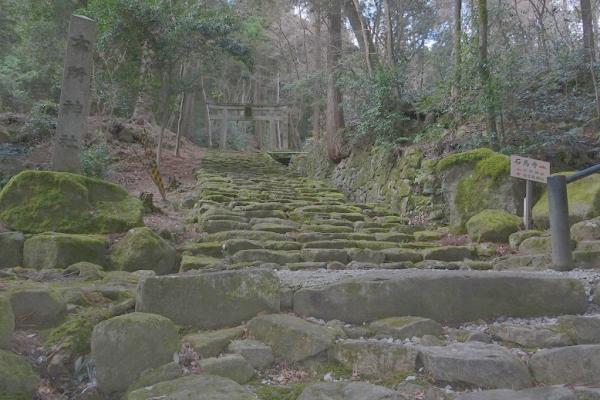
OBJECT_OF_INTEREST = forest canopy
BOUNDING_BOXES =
[0,0,599,162]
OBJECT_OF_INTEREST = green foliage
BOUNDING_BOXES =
[81,143,112,179]
[22,100,58,139]
[46,307,111,355]
[340,64,412,146]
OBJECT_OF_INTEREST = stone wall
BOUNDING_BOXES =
[292,141,526,232]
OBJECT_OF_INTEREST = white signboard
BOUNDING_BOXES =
[510,155,550,184]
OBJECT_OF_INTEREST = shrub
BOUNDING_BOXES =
[81,143,112,178]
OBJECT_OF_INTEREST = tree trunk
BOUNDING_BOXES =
[312,4,322,141]
[132,41,155,123]
[343,0,377,74]
[477,0,497,136]
[326,0,345,162]
[200,75,212,148]
[581,0,596,62]
[452,0,462,113]
[383,0,395,68]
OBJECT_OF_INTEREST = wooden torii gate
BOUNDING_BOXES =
[207,103,290,150]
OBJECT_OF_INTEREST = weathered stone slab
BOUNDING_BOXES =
[228,339,274,369]
[24,233,108,270]
[529,345,600,385]
[183,326,244,358]
[330,340,418,376]
[197,354,255,384]
[488,324,572,348]
[136,269,280,329]
[370,316,443,339]
[125,374,257,400]
[52,15,96,172]
[418,342,532,389]
[10,287,66,328]
[293,271,586,324]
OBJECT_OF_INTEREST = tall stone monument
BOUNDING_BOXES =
[52,15,96,173]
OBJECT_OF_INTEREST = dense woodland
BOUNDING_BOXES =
[1,0,600,167]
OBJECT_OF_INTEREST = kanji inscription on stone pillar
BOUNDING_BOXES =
[52,15,96,173]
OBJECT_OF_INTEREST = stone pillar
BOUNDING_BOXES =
[220,110,228,149]
[52,15,96,173]
[269,120,277,150]
[281,113,290,150]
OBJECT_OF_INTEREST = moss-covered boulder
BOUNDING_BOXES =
[0,170,144,234]
[0,349,40,398]
[466,209,522,243]
[0,232,24,268]
[533,172,600,229]
[23,232,108,270]
[571,217,600,242]
[436,149,523,233]
[0,297,14,349]
[111,228,178,275]
[91,312,180,394]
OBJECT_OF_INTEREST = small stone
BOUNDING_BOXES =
[519,236,552,255]
[466,209,522,243]
[571,216,600,241]
[298,381,403,400]
[422,246,473,261]
[183,326,244,358]
[420,335,446,346]
[557,315,600,344]
[488,323,573,348]
[91,312,180,394]
[198,354,255,384]
[63,261,104,280]
[10,287,66,328]
[465,332,492,344]
[228,339,274,369]
[348,248,385,264]
[509,230,545,250]
[327,261,346,270]
[231,249,302,264]
[301,248,349,263]
[0,232,24,268]
[331,340,418,376]
[370,316,443,340]
[248,314,336,362]
[110,227,178,275]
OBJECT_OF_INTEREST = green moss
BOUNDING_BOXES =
[533,172,600,228]
[453,153,511,232]
[0,170,143,234]
[466,209,521,242]
[435,148,496,172]
[45,307,111,355]
[255,384,306,400]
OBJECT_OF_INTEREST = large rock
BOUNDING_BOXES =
[293,271,586,324]
[125,374,258,400]
[370,316,443,339]
[0,232,24,268]
[183,326,244,358]
[136,269,280,329]
[298,382,402,400]
[198,354,255,384]
[529,345,600,385]
[0,296,14,349]
[23,232,108,269]
[248,314,335,362]
[0,170,143,234]
[533,172,600,228]
[436,149,522,232]
[91,312,180,394]
[466,209,522,243]
[10,287,66,328]
[455,387,576,400]
[0,349,40,398]
[111,227,178,275]
[417,342,532,389]
[557,315,600,344]
[330,340,418,376]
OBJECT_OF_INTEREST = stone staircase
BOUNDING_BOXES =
[180,151,480,272]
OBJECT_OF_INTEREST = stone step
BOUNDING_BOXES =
[292,270,587,324]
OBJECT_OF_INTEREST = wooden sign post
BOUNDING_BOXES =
[510,155,551,230]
